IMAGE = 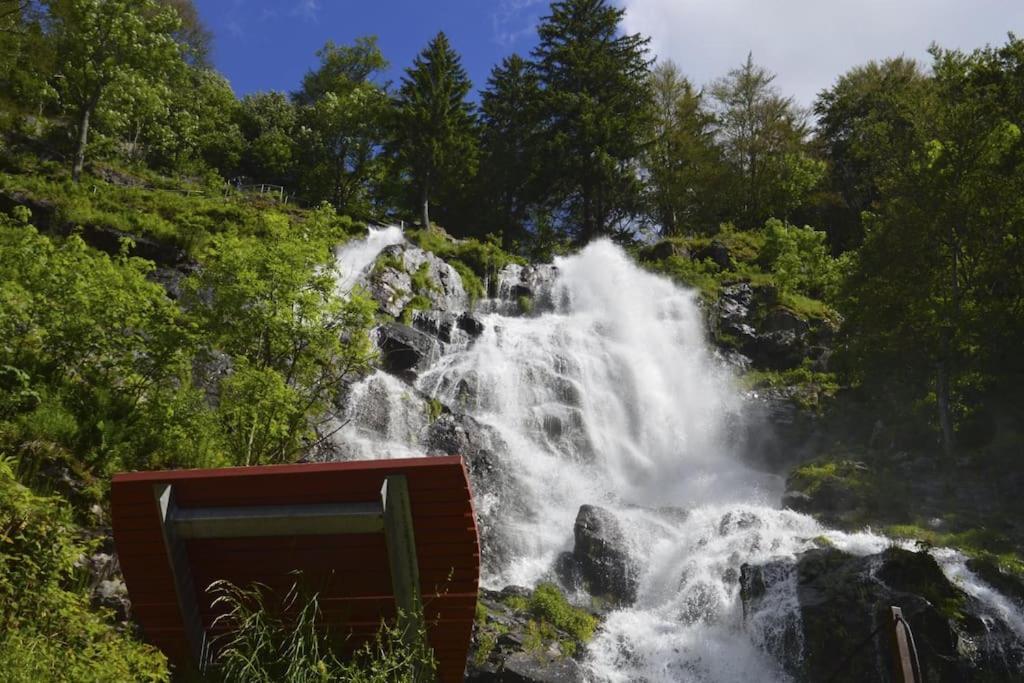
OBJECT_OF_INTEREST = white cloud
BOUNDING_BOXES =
[492,0,548,47]
[619,0,1024,105]
[292,0,320,21]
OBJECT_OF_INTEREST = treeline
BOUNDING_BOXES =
[2,1,1023,454]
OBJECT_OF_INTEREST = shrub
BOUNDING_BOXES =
[0,458,168,681]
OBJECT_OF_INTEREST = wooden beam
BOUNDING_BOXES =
[891,606,918,683]
[172,502,384,539]
[381,475,425,647]
[153,483,208,668]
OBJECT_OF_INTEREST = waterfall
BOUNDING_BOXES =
[328,235,1024,681]
[333,224,405,291]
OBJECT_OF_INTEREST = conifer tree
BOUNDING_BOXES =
[479,54,543,248]
[532,0,652,241]
[391,32,478,229]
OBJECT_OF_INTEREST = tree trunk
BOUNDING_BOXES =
[420,182,430,229]
[72,104,93,182]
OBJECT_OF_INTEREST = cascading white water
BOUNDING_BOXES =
[333,225,405,291]
[329,235,1024,681]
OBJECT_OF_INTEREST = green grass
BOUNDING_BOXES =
[0,167,365,256]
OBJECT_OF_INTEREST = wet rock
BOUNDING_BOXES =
[741,547,1024,682]
[965,557,1024,607]
[458,311,486,337]
[376,323,440,377]
[559,505,638,607]
[412,310,485,343]
[491,264,559,314]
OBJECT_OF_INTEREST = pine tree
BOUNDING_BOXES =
[391,32,478,230]
[479,54,543,248]
[532,0,652,242]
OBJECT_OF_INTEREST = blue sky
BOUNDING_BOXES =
[196,0,1024,106]
[194,0,548,99]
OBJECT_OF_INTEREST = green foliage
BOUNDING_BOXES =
[44,0,185,179]
[645,60,726,236]
[294,39,389,217]
[209,578,436,683]
[0,219,210,476]
[406,229,523,280]
[391,32,478,229]
[531,0,652,241]
[527,583,598,644]
[448,259,484,303]
[0,459,168,681]
[501,583,598,659]
[760,219,842,300]
[709,54,816,229]
[184,208,377,465]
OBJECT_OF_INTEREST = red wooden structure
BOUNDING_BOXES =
[111,456,480,682]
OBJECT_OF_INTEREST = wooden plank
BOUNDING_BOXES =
[891,606,918,683]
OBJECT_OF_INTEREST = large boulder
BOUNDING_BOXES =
[375,323,440,378]
[364,244,470,317]
[425,411,518,576]
[558,505,638,607]
[740,547,1024,682]
[489,264,559,315]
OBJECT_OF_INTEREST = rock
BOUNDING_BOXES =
[466,587,596,683]
[762,308,810,336]
[426,412,517,576]
[458,312,485,337]
[376,323,440,377]
[411,310,485,344]
[782,459,868,526]
[741,547,1024,682]
[363,244,471,317]
[92,578,131,622]
[500,653,585,683]
[490,264,559,314]
[560,505,638,606]
[744,328,806,370]
[694,240,732,270]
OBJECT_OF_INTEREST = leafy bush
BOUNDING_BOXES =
[184,210,377,465]
[406,228,524,279]
[759,219,840,300]
[0,458,168,681]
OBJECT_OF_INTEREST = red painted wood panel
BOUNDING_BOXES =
[112,456,479,683]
